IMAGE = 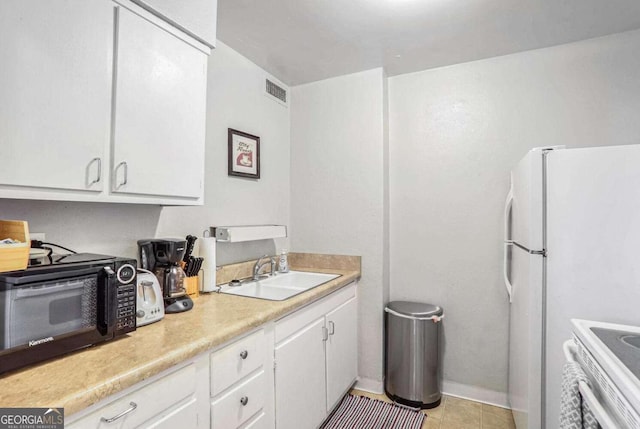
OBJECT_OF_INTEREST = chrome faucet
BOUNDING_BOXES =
[253,255,275,280]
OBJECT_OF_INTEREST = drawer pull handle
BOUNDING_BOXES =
[101,401,137,423]
[240,396,249,406]
[328,321,335,335]
[240,350,248,359]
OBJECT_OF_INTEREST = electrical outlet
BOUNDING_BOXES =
[30,232,46,242]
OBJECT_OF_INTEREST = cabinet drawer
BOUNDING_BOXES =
[211,370,265,429]
[211,329,265,396]
[142,396,197,429]
[67,363,196,428]
[241,411,266,429]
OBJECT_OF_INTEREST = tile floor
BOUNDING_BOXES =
[350,389,516,429]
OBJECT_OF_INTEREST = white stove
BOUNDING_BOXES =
[566,319,640,429]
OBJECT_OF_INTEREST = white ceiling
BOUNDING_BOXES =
[216,0,640,86]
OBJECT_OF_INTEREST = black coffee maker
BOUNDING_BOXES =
[137,239,194,313]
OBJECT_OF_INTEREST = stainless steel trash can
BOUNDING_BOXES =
[384,301,444,409]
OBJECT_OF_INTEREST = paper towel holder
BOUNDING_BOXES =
[210,225,287,243]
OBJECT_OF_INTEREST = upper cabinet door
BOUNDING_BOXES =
[0,0,114,192]
[112,6,207,199]
[131,0,217,46]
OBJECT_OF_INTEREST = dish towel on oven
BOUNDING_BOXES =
[560,361,601,429]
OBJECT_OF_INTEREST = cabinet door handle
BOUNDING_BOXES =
[240,396,249,406]
[322,326,328,341]
[89,157,102,185]
[115,161,128,189]
[100,401,137,423]
[239,350,248,359]
[328,321,335,336]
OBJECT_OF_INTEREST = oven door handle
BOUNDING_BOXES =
[578,381,618,429]
[563,341,619,429]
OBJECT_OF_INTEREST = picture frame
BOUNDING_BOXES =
[228,128,260,179]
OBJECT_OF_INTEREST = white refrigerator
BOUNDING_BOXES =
[504,145,640,429]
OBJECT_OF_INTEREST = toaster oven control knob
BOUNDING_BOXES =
[136,310,145,318]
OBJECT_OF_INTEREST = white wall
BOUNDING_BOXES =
[389,29,640,404]
[0,41,290,262]
[156,41,290,259]
[0,200,160,257]
[290,68,388,389]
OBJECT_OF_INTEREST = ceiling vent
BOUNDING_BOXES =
[265,78,288,107]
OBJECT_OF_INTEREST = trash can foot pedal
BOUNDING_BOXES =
[392,401,421,412]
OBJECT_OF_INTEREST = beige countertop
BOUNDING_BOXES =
[0,253,360,415]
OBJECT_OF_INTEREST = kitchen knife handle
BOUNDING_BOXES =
[183,235,197,262]
[185,257,193,277]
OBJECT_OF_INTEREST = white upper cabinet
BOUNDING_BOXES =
[0,0,114,193]
[112,5,207,199]
[131,0,217,46]
[0,0,211,205]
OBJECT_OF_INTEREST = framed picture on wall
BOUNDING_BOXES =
[228,128,260,179]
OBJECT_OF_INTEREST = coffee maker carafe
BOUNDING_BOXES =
[138,239,194,313]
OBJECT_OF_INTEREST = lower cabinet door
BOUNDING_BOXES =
[275,317,327,429]
[325,296,358,411]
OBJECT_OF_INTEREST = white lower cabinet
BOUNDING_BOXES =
[210,329,270,429]
[66,283,357,429]
[66,356,209,428]
[274,283,358,429]
[211,371,265,428]
[325,295,358,411]
[275,317,327,429]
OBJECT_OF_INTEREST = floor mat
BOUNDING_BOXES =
[321,394,426,429]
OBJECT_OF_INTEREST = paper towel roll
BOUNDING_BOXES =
[199,236,217,292]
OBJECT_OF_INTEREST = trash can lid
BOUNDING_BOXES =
[386,301,443,317]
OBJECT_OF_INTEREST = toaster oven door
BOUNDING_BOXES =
[0,266,112,367]
[6,274,101,348]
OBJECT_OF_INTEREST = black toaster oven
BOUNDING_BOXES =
[0,253,137,374]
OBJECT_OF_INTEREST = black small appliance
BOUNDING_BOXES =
[0,253,137,374]
[137,239,193,313]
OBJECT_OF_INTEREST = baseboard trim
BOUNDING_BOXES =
[354,377,384,394]
[442,380,510,409]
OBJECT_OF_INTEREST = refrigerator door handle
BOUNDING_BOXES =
[503,182,514,303]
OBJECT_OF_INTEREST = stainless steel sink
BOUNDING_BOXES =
[219,270,340,301]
